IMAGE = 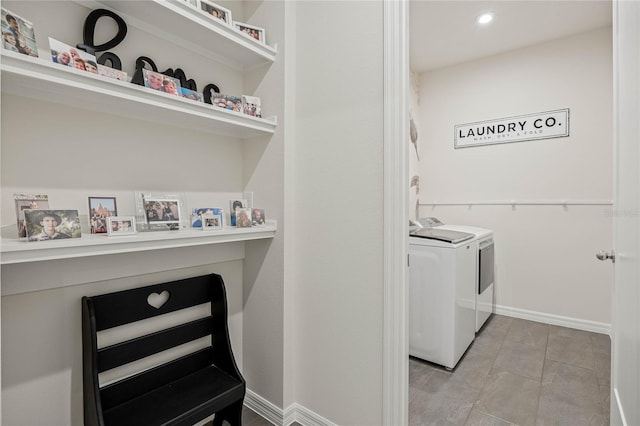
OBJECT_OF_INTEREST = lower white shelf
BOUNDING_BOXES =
[0,222,276,265]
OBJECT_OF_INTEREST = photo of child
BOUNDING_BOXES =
[1,8,38,57]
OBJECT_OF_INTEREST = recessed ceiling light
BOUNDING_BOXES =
[477,13,494,25]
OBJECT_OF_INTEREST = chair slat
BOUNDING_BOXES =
[97,317,214,372]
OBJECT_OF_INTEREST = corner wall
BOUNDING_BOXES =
[291,1,385,424]
[417,27,613,327]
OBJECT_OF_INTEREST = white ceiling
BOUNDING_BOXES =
[410,0,612,72]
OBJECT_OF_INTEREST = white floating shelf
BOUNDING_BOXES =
[75,0,277,68]
[0,51,277,138]
[0,222,276,265]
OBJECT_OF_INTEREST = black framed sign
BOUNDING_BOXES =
[454,108,570,149]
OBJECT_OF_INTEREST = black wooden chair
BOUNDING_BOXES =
[82,273,245,426]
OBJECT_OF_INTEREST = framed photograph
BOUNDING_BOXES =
[212,94,242,112]
[242,95,262,118]
[201,212,223,231]
[14,193,49,238]
[191,207,223,228]
[88,196,117,234]
[1,8,38,57]
[251,208,266,226]
[49,37,99,74]
[181,0,198,7]
[198,0,232,25]
[234,21,266,44]
[229,199,248,226]
[143,198,181,225]
[235,207,253,228]
[24,209,81,241]
[143,69,181,96]
[107,216,137,236]
[181,87,203,102]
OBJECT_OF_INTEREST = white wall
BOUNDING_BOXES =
[291,1,384,425]
[417,28,613,327]
[0,1,282,424]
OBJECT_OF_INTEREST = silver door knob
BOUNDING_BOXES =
[596,250,615,263]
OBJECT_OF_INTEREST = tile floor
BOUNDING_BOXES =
[410,314,611,426]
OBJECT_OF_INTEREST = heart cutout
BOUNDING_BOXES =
[147,291,170,309]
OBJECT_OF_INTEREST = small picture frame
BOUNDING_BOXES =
[234,21,266,44]
[143,69,181,96]
[1,8,38,57]
[98,64,128,81]
[242,95,262,118]
[235,207,253,228]
[24,209,82,241]
[251,208,266,226]
[181,87,203,102]
[182,0,198,7]
[143,198,181,225]
[229,199,248,226]
[198,0,232,25]
[14,193,49,238]
[191,207,223,228]
[49,37,99,74]
[88,196,118,234]
[201,212,223,231]
[212,94,243,113]
[107,216,137,236]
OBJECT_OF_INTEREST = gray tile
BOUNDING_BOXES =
[505,318,549,349]
[591,333,611,355]
[537,360,605,426]
[242,406,273,426]
[546,326,595,370]
[474,371,541,426]
[479,315,512,340]
[410,356,438,394]
[465,409,515,426]
[410,370,481,426]
[491,338,546,380]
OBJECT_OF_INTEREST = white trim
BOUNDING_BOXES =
[383,0,409,426]
[244,391,339,426]
[283,403,338,426]
[244,389,283,425]
[613,388,628,426]
[494,304,611,335]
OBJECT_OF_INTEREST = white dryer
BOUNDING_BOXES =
[426,222,495,332]
[408,228,477,369]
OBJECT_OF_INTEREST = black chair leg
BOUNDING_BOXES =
[212,399,244,426]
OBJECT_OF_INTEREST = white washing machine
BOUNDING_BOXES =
[422,221,495,332]
[409,228,477,369]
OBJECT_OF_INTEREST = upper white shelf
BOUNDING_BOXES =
[0,222,277,265]
[0,51,277,138]
[75,0,277,68]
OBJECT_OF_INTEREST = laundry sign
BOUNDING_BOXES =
[454,109,570,148]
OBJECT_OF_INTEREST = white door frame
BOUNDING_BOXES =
[382,0,409,425]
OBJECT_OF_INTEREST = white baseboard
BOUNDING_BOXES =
[244,389,283,425]
[245,390,337,426]
[494,304,611,335]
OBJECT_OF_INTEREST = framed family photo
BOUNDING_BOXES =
[14,193,49,238]
[191,207,223,228]
[107,216,137,236]
[234,21,265,44]
[49,37,99,74]
[1,8,38,57]
[143,198,181,225]
[143,69,181,97]
[24,209,81,241]
[201,212,223,231]
[88,196,117,234]
[242,95,262,118]
[198,0,232,25]
[235,207,253,228]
